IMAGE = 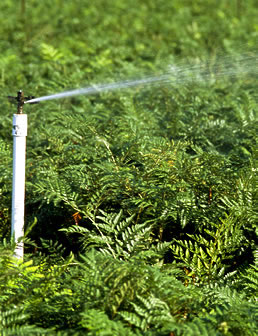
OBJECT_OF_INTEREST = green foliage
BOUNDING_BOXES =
[61,209,170,263]
[0,140,12,238]
[171,212,249,283]
[0,308,47,336]
[79,309,136,336]
[0,0,257,334]
[1,245,256,335]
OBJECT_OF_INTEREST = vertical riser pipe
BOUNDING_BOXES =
[11,114,27,259]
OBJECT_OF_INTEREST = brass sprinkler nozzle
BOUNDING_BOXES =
[8,90,38,114]
[17,90,25,114]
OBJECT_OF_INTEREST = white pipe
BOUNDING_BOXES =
[11,114,27,259]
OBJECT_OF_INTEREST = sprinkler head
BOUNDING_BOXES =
[17,90,25,114]
[8,90,38,113]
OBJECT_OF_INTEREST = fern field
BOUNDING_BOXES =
[0,0,257,335]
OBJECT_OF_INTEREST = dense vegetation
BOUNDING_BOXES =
[0,0,257,335]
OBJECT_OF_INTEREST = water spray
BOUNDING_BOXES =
[8,91,37,259]
[25,74,172,104]
[25,51,257,104]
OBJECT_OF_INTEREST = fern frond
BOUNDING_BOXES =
[63,210,169,262]
[0,308,47,335]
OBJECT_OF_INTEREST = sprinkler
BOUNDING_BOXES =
[8,90,37,259]
[8,90,37,113]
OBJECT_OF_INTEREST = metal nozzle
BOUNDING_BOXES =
[8,90,38,114]
[17,90,25,114]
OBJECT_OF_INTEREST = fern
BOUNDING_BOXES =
[237,249,258,299]
[0,308,48,335]
[79,309,136,336]
[171,212,249,283]
[198,284,257,336]
[119,294,175,332]
[62,210,170,262]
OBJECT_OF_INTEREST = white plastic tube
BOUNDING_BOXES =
[11,114,27,259]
